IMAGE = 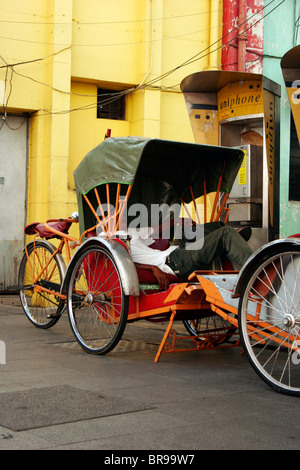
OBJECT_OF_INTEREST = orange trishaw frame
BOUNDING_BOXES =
[67,137,243,362]
[18,137,300,396]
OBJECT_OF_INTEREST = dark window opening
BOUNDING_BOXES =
[97,88,125,120]
[289,112,300,201]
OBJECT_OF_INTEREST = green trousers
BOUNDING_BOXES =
[167,223,253,279]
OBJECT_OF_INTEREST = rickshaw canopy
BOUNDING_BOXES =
[73,137,244,233]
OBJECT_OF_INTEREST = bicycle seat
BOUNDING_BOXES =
[24,221,72,239]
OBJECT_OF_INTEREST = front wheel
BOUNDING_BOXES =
[67,244,128,355]
[238,245,300,396]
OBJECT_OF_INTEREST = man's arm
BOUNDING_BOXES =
[134,263,169,290]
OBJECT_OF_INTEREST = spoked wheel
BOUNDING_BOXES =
[183,311,237,345]
[238,245,300,396]
[67,244,128,355]
[18,241,65,328]
[183,256,237,344]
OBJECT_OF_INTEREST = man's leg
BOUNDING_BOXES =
[167,225,253,278]
[201,225,253,266]
[172,221,224,249]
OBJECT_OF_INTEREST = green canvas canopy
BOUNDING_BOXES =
[73,137,244,233]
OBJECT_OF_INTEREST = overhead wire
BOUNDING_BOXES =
[0,0,275,77]
[0,3,275,49]
[66,0,284,117]
[0,5,250,26]
[0,20,242,49]
[0,46,71,69]
[0,0,286,120]
[136,0,282,89]
[36,0,284,117]
[0,65,13,130]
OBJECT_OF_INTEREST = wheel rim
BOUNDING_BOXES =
[67,246,127,354]
[19,244,63,327]
[239,250,300,395]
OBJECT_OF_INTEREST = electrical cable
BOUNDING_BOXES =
[0,19,243,48]
[0,5,247,26]
[0,0,286,120]
[0,3,274,49]
[136,0,282,89]
[0,46,71,69]
[36,0,284,117]
[99,0,285,111]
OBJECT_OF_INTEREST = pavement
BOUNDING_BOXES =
[0,293,300,452]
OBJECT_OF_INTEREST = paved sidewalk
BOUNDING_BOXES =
[0,294,300,451]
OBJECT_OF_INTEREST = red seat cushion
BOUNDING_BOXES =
[136,268,183,284]
[149,238,170,251]
[24,221,71,239]
[81,233,182,285]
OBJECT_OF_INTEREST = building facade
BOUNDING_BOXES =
[1,0,299,289]
[0,0,223,288]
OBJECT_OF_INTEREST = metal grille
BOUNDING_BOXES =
[97,88,125,120]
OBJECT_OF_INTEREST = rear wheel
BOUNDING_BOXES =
[238,245,300,396]
[183,255,237,344]
[18,241,64,328]
[183,312,237,345]
[67,244,128,355]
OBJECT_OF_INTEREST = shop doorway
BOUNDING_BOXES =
[0,115,28,290]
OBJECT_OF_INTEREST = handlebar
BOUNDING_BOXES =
[46,212,79,225]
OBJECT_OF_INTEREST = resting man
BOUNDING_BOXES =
[129,221,253,290]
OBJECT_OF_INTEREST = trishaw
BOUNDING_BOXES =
[18,137,300,396]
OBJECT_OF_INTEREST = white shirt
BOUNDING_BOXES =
[128,227,178,275]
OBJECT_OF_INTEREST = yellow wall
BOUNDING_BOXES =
[0,0,223,238]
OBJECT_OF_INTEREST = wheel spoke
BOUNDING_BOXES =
[239,247,300,396]
[67,244,128,354]
[19,242,64,328]
[183,312,237,345]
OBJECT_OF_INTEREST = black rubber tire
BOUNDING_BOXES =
[19,241,64,329]
[238,244,300,396]
[67,244,128,355]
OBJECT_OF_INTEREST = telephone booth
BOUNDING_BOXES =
[180,71,281,250]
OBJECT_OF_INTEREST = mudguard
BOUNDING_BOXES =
[61,236,140,297]
[232,238,300,298]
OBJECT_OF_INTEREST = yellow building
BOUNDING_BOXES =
[0,0,223,288]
